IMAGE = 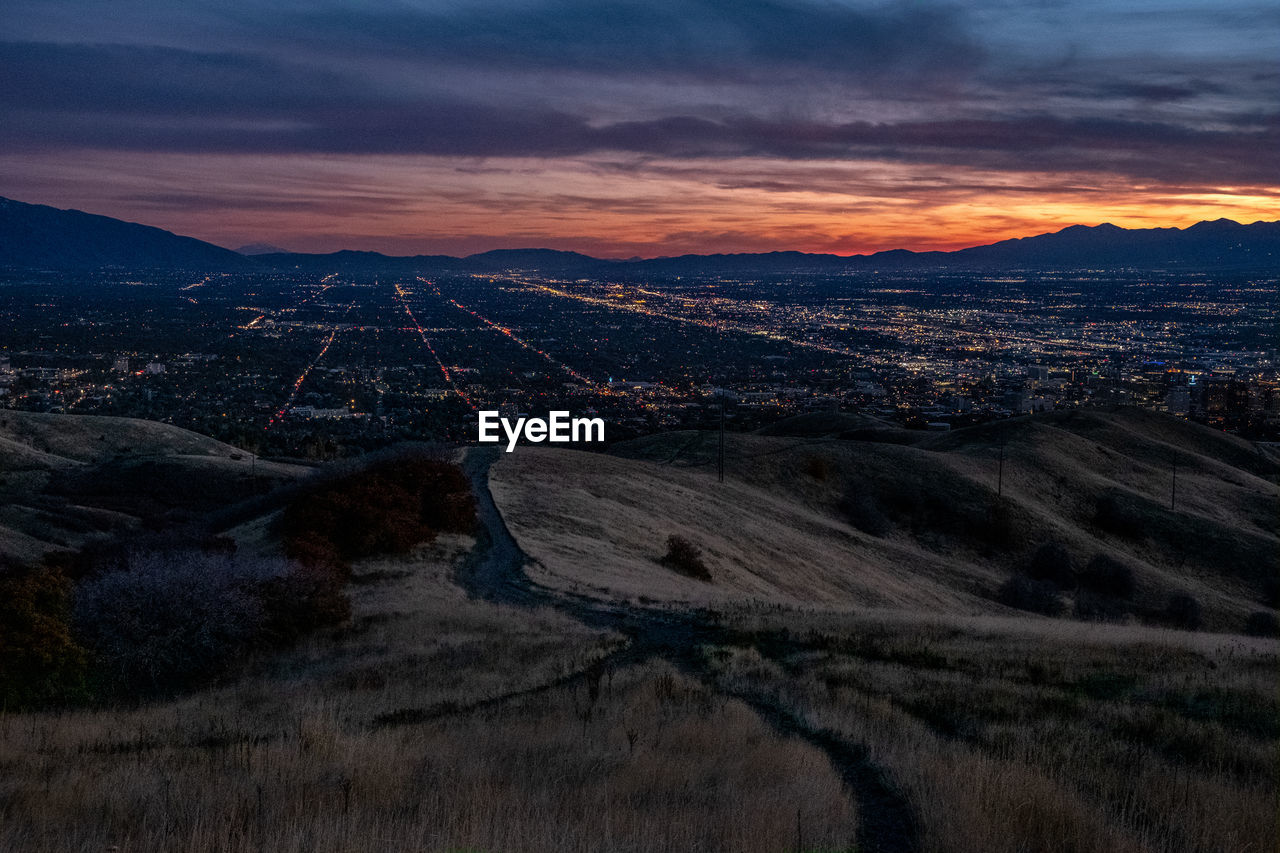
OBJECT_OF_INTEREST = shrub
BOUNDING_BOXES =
[839,490,893,537]
[1244,611,1279,637]
[1074,590,1132,622]
[1163,592,1203,631]
[73,551,286,693]
[802,455,831,481]
[259,561,352,643]
[998,575,1064,616]
[1078,553,1135,598]
[1094,491,1147,538]
[1262,575,1280,610]
[278,456,475,566]
[660,534,712,581]
[1026,542,1076,590]
[0,562,88,708]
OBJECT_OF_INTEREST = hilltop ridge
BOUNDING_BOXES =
[0,411,302,564]
[490,406,1279,632]
[3,195,1277,272]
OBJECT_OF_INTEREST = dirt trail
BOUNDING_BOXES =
[460,446,920,853]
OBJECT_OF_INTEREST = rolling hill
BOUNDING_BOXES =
[0,196,253,271]
[0,411,303,564]
[4,406,1274,634]
[488,407,1279,632]
[1,407,1274,852]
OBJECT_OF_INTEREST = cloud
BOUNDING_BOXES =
[0,0,1275,253]
[283,0,984,80]
[4,40,1274,189]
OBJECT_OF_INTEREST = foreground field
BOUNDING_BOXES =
[2,410,1276,852]
[0,536,856,853]
[707,613,1277,853]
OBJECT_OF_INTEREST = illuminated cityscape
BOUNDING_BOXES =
[2,265,1275,456]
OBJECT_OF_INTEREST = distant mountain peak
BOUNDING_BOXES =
[0,196,253,271]
[235,242,290,255]
[0,196,1276,273]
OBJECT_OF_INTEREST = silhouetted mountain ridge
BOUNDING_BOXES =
[2,195,1277,273]
[235,242,290,255]
[0,197,254,270]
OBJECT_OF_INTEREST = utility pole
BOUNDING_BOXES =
[997,438,1006,501]
[717,396,726,484]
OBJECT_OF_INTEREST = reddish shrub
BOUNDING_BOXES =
[0,562,88,708]
[278,456,475,565]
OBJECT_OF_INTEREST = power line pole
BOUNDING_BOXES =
[717,396,726,483]
[997,438,1006,501]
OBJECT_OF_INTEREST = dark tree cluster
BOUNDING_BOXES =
[277,454,476,569]
[0,560,88,708]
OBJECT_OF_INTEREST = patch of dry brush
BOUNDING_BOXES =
[0,539,855,853]
[707,616,1278,853]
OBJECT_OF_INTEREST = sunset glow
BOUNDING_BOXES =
[1,0,1275,255]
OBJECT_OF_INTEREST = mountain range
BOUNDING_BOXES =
[2,195,1278,274]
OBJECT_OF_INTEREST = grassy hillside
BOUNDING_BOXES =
[491,407,1279,632]
[0,409,1274,852]
[0,535,862,853]
[0,411,303,564]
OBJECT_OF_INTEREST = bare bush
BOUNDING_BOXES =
[802,455,831,481]
[998,575,1064,616]
[1074,590,1133,622]
[0,561,88,708]
[73,551,288,692]
[660,535,712,581]
[1094,490,1148,539]
[1263,575,1280,610]
[278,456,475,566]
[1026,542,1076,590]
[839,490,893,537]
[1162,592,1204,631]
[1245,611,1279,637]
[1079,553,1135,598]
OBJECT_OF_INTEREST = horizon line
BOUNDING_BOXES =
[4,194,1276,262]
[232,216,1279,261]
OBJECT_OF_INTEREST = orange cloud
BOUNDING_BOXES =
[1,152,1275,257]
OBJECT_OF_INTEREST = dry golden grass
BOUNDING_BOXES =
[0,536,857,853]
[0,663,856,853]
[0,410,248,468]
[490,408,1278,629]
[706,611,1279,853]
[4,408,1275,852]
[0,411,305,563]
[490,444,999,613]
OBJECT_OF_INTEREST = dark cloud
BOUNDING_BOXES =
[0,41,356,114]
[264,0,984,82]
[5,39,1274,189]
[0,0,1275,219]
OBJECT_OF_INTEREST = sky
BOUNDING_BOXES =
[1,0,1277,257]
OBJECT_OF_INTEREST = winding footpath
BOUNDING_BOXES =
[459,447,920,853]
